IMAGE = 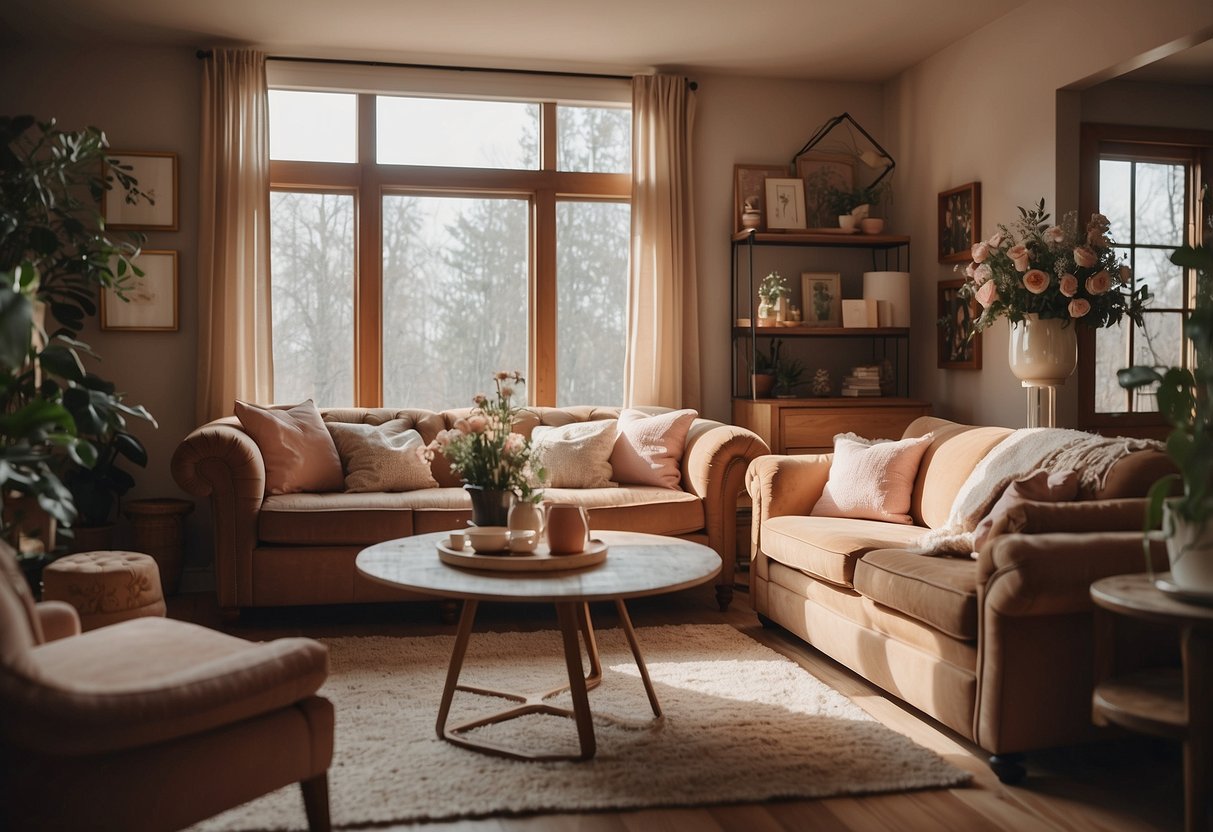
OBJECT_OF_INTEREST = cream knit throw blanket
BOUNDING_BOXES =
[916,428,1162,555]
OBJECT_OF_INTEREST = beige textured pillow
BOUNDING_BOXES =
[234,399,345,495]
[972,469,1079,550]
[609,408,698,489]
[326,421,438,493]
[811,432,933,524]
[532,420,617,488]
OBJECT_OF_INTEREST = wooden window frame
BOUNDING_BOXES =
[270,94,630,408]
[1077,123,1211,435]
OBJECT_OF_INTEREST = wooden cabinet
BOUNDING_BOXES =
[733,398,931,455]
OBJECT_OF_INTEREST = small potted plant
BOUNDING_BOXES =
[825,183,889,230]
[773,356,806,398]
[758,271,789,325]
[1118,243,1213,593]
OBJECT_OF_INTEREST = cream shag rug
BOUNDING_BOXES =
[195,624,968,830]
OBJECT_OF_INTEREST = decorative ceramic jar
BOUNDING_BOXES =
[465,485,511,527]
[1007,313,1077,387]
[545,503,590,555]
[1162,501,1213,594]
[507,496,545,541]
[741,208,761,230]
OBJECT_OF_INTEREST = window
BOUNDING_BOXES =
[1078,124,1211,432]
[267,82,631,408]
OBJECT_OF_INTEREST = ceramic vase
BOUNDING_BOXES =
[465,485,511,527]
[1007,314,1077,387]
[545,503,590,555]
[1163,501,1213,594]
[507,496,545,540]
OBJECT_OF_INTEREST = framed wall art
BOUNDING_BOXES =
[796,152,855,230]
[733,163,789,233]
[103,151,179,231]
[937,279,982,369]
[801,272,841,327]
[765,178,807,230]
[101,250,179,331]
[938,181,980,263]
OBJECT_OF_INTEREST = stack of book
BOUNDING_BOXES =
[841,364,883,397]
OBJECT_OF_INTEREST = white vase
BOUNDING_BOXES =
[1163,501,1213,594]
[507,496,545,540]
[1007,314,1077,386]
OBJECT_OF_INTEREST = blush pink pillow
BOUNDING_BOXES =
[234,399,345,495]
[972,469,1079,550]
[811,432,933,524]
[609,408,698,489]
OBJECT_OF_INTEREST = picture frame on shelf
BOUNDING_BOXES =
[796,152,855,230]
[938,181,980,263]
[733,163,789,233]
[937,278,982,369]
[801,272,841,327]
[102,151,179,231]
[101,249,179,331]
[765,178,807,230]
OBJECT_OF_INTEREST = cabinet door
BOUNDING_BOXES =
[782,405,929,454]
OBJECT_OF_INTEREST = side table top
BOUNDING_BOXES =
[1090,573,1213,627]
[356,530,721,603]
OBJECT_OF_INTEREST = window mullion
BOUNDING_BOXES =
[356,93,382,407]
[533,190,557,406]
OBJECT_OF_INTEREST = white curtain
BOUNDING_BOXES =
[624,74,700,409]
[196,49,274,424]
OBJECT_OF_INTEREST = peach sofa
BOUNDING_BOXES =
[746,416,1174,782]
[172,406,768,616]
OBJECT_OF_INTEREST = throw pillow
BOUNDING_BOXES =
[811,432,933,524]
[972,469,1079,550]
[234,399,345,495]
[326,421,439,493]
[609,408,698,490]
[531,420,618,489]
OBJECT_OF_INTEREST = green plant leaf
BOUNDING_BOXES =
[0,282,32,369]
[1116,366,1162,389]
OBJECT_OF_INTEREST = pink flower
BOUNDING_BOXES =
[1119,264,1132,284]
[1089,213,1110,232]
[974,263,993,285]
[1085,270,1111,295]
[1068,298,1091,318]
[472,393,487,406]
[987,230,1005,248]
[971,242,990,263]
[502,433,525,455]
[975,279,999,308]
[467,415,488,434]
[1043,225,1065,244]
[1008,244,1031,272]
[1059,273,1079,297]
[495,371,509,380]
[1087,231,1109,249]
[1022,269,1050,294]
[1073,245,1097,268]
[453,418,471,434]
[964,261,977,278]
[500,385,514,399]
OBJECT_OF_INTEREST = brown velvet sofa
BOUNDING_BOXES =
[172,406,768,616]
[746,416,1175,782]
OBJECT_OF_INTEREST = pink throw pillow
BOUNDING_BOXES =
[234,399,345,495]
[972,469,1079,550]
[811,432,933,524]
[609,408,698,489]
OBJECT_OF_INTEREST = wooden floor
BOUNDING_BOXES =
[170,583,1183,832]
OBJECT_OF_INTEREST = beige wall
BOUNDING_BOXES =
[1080,79,1213,129]
[885,0,1213,428]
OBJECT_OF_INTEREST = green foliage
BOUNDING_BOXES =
[758,271,789,306]
[773,356,805,396]
[823,182,889,217]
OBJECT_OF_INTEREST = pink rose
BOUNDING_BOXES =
[1119,264,1132,284]
[971,242,990,263]
[975,279,999,308]
[453,418,471,434]
[1089,213,1110,232]
[987,230,1005,248]
[1068,298,1091,318]
[1008,244,1031,272]
[1044,225,1065,244]
[1073,245,1097,268]
[1085,270,1111,295]
[964,261,977,278]
[467,415,488,434]
[1087,231,1109,248]
[503,432,525,455]
[1059,273,1078,297]
[1022,269,1050,294]
[974,263,993,285]
[500,385,514,399]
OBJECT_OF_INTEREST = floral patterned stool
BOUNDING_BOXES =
[41,551,167,631]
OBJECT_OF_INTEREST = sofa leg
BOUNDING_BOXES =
[439,600,460,625]
[988,753,1027,784]
[756,612,779,629]
[715,584,733,612]
[300,772,331,832]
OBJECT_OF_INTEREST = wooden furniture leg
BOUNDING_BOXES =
[616,599,663,718]
[300,773,331,832]
[1184,625,1211,832]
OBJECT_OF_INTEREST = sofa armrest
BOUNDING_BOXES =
[746,453,832,558]
[682,420,769,605]
[170,417,266,610]
[35,601,80,643]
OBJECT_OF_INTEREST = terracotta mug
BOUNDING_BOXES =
[545,503,590,555]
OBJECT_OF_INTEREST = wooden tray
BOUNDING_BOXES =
[437,539,608,572]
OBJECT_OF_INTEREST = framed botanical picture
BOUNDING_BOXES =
[101,250,179,331]
[733,163,789,233]
[937,279,982,369]
[765,178,807,230]
[801,272,841,327]
[796,152,855,230]
[938,181,980,263]
[103,151,178,231]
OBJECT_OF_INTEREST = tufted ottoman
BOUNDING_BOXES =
[42,551,167,631]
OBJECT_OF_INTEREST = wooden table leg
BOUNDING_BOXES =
[616,599,662,718]
[555,601,597,760]
[435,598,479,740]
[1183,624,1211,832]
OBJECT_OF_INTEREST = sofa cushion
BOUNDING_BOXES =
[327,421,438,493]
[853,550,979,640]
[235,399,344,495]
[543,486,704,536]
[902,419,1013,529]
[972,469,1079,551]
[811,432,932,524]
[258,490,472,545]
[611,409,697,489]
[532,420,617,488]
[760,515,927,587]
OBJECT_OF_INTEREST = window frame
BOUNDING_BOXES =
[269,94,631,407]
[1077,122,1211,435]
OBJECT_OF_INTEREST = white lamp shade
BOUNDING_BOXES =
[862,272,911,327]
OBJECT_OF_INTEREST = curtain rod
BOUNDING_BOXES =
[194,50,698,90]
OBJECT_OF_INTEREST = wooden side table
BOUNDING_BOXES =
[1090,573,1213,832]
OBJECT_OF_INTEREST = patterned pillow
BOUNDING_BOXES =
[326,420,438,493]
[811,432,933,524]
[531,420,618,489]
[235,399,345,495]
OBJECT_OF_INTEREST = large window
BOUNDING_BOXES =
[1079,124,1211,432]
[268,82,631,409]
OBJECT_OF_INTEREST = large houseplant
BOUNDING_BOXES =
[0,115,156,561]
[1118,243,1213,591]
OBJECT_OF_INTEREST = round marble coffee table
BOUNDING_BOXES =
[356,530,721,761]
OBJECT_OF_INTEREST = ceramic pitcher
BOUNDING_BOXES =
[544,502,590,555]
[507,495,545,539]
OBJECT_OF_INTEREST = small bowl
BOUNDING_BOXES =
[466,526,510,553]
[860,218,885,235]
[508,529,538,554]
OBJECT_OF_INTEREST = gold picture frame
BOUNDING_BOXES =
[102,151,179,231]
[937,279,982,369]
[765,178,807,230]
[733,163,789,233]
[101,250,179,331]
